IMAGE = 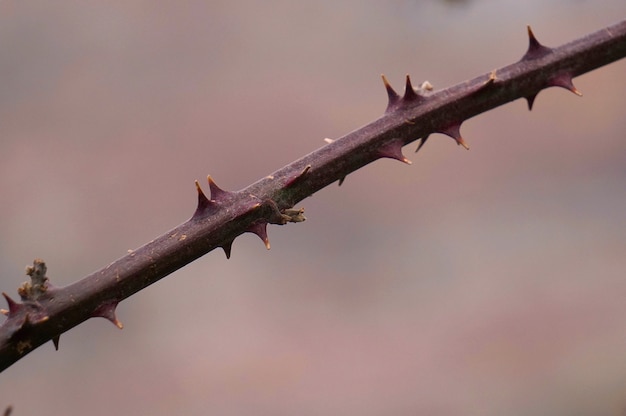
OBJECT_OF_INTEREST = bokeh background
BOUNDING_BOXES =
[1,1,625,415]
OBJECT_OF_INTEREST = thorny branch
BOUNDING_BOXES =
[1,20,625,372]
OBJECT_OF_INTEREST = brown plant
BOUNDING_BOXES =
[1,20,625,373]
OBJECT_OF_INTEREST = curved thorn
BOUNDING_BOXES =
[377,139,412,165]
[438,124,470,150]
[526,25,543,50]
[52,335,60,350]
[193,180,213,218]
[247,222,270,250]
[93,302,123,329]
[2,293,22,316]
[522,25,552,60]
[382,74,400,112]
[207,175,232,202]
[549,73,583,96]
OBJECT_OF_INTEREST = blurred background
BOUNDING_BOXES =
[1,1,625,415]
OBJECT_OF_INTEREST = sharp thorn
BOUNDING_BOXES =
[338,176,346,186]
[382,74,400,112]
[377,139,412,165]
[93,302,123,329]
[193,180,213,218]
[221,241,233,259]
[52,335,60,350]
[402,74,420,102]
[247,222,270,250]
[522,25,552,60]
[525,94,537,111]
[195,180,206,198]
[527,25,542,49]
[415,135,430,153]
[549,74,582,96]
[2,293,21,316]
[438,124,470,150]
[207,175,232,202]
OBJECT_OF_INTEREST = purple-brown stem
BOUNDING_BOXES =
[1,20,625,373]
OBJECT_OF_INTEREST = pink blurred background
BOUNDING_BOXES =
[1,1,626,415]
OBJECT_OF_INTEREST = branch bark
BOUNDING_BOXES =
[1,20,625,373]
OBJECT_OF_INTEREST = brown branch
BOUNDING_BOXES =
[1,20,625,373]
